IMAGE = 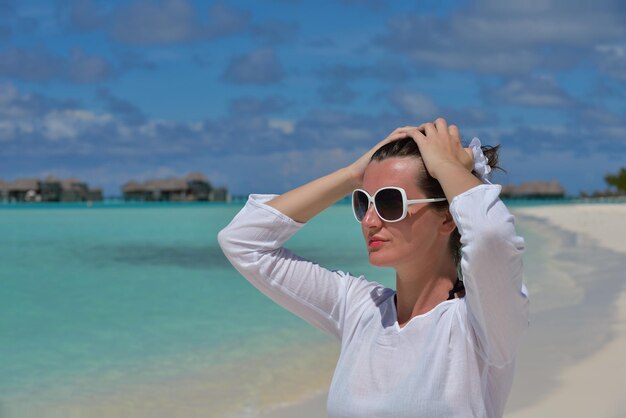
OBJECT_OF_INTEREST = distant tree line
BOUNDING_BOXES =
[580,166,626,198]
[605,167,626,193]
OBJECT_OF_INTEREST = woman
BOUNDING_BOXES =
[218,118,529,417]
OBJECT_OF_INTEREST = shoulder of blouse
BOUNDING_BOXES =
[245,193,307,227]
[449,183,502,210]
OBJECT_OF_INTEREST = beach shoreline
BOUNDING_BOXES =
[504,204,626,417]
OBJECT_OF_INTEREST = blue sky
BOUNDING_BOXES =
[1,0,625,197]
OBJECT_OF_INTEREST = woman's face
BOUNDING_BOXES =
[360,157,448,269]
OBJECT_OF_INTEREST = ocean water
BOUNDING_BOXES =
[1,201,395,416]
[0,199,560,416]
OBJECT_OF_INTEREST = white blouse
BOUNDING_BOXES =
[218,184,529,418]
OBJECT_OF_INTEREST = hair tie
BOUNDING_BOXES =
[468,137,492,184]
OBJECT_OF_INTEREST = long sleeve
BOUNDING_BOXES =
[217,194,356,340]
[449,184,530,368]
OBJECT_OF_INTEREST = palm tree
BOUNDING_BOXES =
[604,167,626,193]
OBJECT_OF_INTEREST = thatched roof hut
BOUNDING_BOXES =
[11,178,40,191]
[122,181,143,193]
[501,181,566,198]
[186,172,209,182]
[145,178,189,192]
[0,179,8,200]
[1,176,103,202]
[60,177,84,189]
[1,178,41,202]
[121,172,226,202]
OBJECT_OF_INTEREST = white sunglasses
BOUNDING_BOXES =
[352,186,446,223]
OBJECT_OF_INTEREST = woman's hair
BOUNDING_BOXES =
[370,137,502,277]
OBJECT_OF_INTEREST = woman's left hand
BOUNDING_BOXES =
[406,118,474,180]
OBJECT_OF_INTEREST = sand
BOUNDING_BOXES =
[505,292,626,418]
[504,204,626,418]
[262,203,626,418]
[513,204,626,254]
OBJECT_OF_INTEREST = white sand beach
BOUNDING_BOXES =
[262,203,626,418]
[504,204,626,418]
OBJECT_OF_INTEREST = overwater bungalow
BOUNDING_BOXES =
[121,172,229,202]
[0,176,103,203]
[501,181,566,199]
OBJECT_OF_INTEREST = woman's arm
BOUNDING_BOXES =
[407,118,529,366]
[218,128,419,338]
[218,194,356,339]
[264,166,356,223]
[450,185,529,367]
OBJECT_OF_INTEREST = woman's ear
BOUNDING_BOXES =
[439,209,457,236]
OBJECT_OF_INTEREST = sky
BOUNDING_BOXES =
[1,0,625,197]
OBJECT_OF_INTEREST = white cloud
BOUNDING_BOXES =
[377,0,626,75]
[0,83,19,104]
[387,91,439,120]
[485,75,575,107]
[222,47,285,84]
[42,110,112,140]
[268,119,295,134]
[0,120,15,141]
[595,43,626,81]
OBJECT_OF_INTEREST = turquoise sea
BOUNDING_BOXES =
[0,198,621,417]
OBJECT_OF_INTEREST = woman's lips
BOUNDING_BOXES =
[368,239,386,249]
